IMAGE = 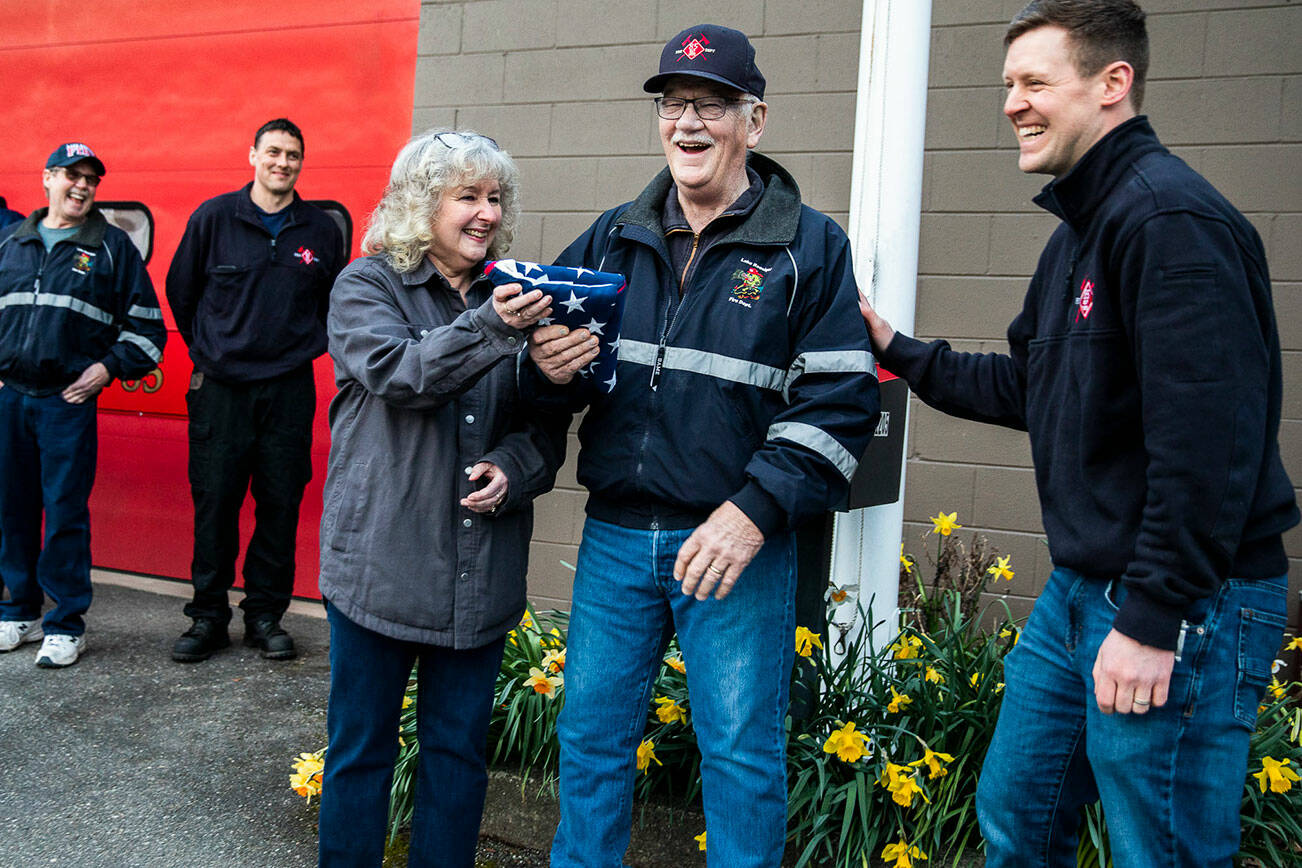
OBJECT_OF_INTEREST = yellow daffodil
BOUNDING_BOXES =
[879,762,929,807]
[881,840,928,868]
[925,665,945,685]
[664,654,686,674]
[822,721,871,763]
[290,751,325,803]
[695,831,707,851]
[1285,636,1302,652]
[524,666,562,699]
[909,748,956,780]
[900,543,914,575]
[987,555,1014,582]
[506,628,518,647]
[795,626,823,658]
[930,511,961,536]
[995,681,1005,694]
[542,648,566,673]
[636,739,662,774]
[887,685,913,714]
[890,634,923,661]
[999,626,1020,647]
[1254,757,1300,794]
[402,695,413,710]
[518,611,535,630]
[654,696,687,724]
[1267,677,1287,701]
[970,672,983,689]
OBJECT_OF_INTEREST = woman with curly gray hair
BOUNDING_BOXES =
[316,130,575,867]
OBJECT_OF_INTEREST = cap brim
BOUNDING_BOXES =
[643,70,751,96]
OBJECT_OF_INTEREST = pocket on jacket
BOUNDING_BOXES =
[1233,604,1286,730]
[323,460,371,553]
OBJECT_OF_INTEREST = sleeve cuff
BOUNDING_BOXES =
[469,298,525,354]
[730,482,786,539]
[1109,586,1186,651]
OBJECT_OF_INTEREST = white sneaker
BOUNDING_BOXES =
[35,634,84,668]
[0,620,44,652]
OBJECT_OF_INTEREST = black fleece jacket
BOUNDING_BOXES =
[881,116,1298,650]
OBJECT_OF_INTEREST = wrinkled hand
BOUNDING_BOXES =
[492,282,552,330]
[461,461,509,515]
[528,324,599,385]
[61,362,110,404]
[673,501,765,601]
[1092,629,1174,715]
[857,291,896,355]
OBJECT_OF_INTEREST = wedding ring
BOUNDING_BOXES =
[706,564,724,576]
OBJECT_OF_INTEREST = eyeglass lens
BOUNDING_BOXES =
[654,98,731,120]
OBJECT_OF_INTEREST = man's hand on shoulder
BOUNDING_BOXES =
[673,501,766,601]
[61,362,110,404]
[857,291,896,355]
[1092,628,1175,716]
[528,325,598,384]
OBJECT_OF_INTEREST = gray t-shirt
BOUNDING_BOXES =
[37,223,80,252]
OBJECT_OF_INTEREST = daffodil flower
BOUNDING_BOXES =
[1285,636,1302,652]
[795,626,823,658]
[402,695,413,710]
[909,748,955,780]
[1254,756,1300,793]
[999,626,1020,646]
[825,582,858,604]
[542,648,566,673]
[524,666,563,699]
[664,654,686,674]
[987,554,1014,581]
[823,721,871,763]
[970,672,983,689]
[290,750,325,803]
[879,762,928,807]
[694,831,707,851]
[900,543,914,575]
[636,739,662,774]
[887,685,913,714]
[890,634,923,661]
[518,611,535,630]
[925,665,945,685]
[881,840,928,868]
[930,511,961,536]
[1267,677,1287,701]
[654,696,687,724]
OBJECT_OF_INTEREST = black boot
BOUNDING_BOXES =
[244,617,297,660]
[172,619,231,662]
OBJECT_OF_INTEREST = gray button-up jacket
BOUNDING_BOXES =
[319,254,566,648]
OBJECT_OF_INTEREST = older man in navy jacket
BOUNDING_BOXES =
[529,25,880,867]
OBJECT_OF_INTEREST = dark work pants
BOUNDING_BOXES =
[183,365,314,625]
[0,388,97,635]
[319,604,507,868]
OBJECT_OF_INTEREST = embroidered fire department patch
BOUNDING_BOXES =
[731,266,765,300]
[1075,278,1095,322]
[295,246,316,265]
[676,34,714,62]
[71,248,96,275]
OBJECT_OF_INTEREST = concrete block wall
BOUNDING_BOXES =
[414,0,1302,631]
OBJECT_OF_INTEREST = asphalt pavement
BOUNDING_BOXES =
[0,573,329,868]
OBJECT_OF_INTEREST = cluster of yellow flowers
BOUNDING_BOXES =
[290,750,325,804]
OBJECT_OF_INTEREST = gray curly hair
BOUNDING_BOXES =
[362,129,520,273]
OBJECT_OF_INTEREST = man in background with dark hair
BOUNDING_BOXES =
[860,1,1296,864]
[167,118,343,663]
[0,196,23,228]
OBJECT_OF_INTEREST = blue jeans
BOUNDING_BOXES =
[318,604,506,868]
[0,388,97,635]
[976,567,1287,868]
[551,517,797,868]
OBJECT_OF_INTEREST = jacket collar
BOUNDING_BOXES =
[235,181,305,229]
[9,207,109,248]
[1033,115,1166,231]
[620,151,802,246]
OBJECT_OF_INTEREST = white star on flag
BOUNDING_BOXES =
[582,318,606,336]
[560,293,588,313]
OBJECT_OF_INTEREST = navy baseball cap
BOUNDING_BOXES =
[644,25,766,99]
[46,142,106,177]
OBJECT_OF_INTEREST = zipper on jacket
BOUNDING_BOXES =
[678,232,700,293]
[269,236,277,261]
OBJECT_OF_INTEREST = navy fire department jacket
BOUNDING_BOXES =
[0,209,165,395]
[529,152,881,537]
[881,117,1298,649]
[166,183,343,383]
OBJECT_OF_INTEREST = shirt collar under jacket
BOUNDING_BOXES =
[661,165,765,234]
[1033,115,1166,232]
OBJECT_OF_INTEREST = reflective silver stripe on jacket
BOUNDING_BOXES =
[119,330,164,362]
[128,304,164,320]
[0,291,114,325]
[767,421,858,480]
[620,340,875,397]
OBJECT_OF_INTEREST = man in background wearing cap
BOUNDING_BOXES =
[166,118,342,664]
[528,25,879,865]
[0,143,166,668]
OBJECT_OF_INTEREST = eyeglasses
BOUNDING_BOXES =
[653,97,748,121]
[435,132,499,151]
[59,167,101,187]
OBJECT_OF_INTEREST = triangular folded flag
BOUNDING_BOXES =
[484,259,627,393]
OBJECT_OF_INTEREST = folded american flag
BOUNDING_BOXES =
[484,259,627,393]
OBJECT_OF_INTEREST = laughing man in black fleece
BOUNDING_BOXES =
[860,2,1298,866]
